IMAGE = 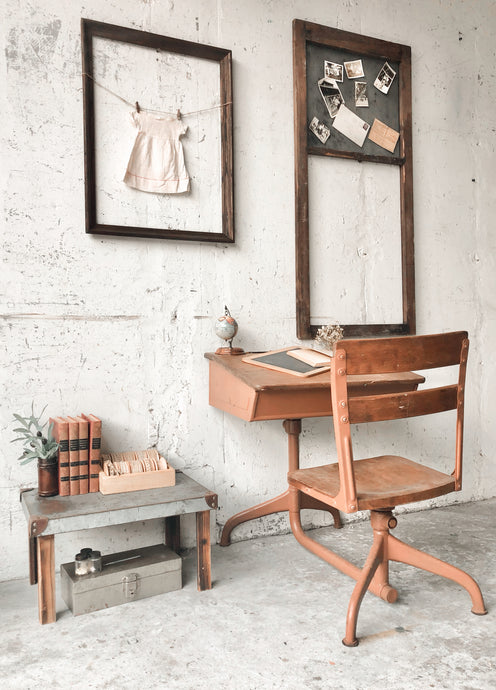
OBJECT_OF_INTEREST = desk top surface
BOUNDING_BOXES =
[205,352,425,392]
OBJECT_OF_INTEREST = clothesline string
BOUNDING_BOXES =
[82,72,231,117]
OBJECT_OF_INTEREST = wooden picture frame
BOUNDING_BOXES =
[293,19,415,339]
[81,19,234,243]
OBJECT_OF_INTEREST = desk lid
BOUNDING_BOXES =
[205,352,424,392]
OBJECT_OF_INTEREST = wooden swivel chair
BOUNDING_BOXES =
[287,331,487,646]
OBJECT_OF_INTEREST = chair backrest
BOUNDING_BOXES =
[330,332,469,511]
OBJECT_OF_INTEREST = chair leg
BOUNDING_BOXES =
[288,489,397,604]
[387,533,487,615]
[342,533,385,647]
[288,488,363,582]
[342,510,397,647]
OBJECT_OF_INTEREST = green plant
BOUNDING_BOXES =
[12,404,59,465]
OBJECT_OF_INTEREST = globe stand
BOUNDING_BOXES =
[216,340,244,356]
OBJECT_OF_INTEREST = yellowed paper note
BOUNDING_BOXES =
[368,118,400,153]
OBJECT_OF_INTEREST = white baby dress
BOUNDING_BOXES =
[123,111,190,194]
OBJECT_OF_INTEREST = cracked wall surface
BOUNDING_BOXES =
[1,0,495,582]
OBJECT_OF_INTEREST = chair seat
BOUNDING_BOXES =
[288,456,456,511]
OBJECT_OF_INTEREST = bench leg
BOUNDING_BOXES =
[37,535,56,624]
[165,515,181,553]
[29,535,38,585]
[196,510,212,591]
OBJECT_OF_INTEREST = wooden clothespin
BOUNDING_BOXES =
[135,101,141,113]
[176,109,182,120]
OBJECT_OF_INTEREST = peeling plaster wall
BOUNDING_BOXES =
[1,0,495,582]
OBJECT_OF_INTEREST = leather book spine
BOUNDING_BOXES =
[66,417,80,495]
[76,417,89,494]
[82,414,102,493]
[50,417,69,497]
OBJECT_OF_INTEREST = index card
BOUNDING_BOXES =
[287,348,332,367]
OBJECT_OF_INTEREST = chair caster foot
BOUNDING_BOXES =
[342,638,359,647]
[219,530,231,547]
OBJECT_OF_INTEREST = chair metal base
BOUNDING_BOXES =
[289,490,487,647]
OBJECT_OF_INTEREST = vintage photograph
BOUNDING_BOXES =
[318,77,344,118]
[344,59,364,79]
[374,61,396,94]
[324,60,343,82]
[309,116,331,143]
[354,81,369,107]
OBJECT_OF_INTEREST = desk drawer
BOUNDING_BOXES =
[253,388,332,420]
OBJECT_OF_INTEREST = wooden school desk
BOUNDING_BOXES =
[205,352,424,545]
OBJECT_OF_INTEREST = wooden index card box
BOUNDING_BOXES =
[61,544,182,616]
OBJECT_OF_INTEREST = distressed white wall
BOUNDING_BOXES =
[1,0,495,583]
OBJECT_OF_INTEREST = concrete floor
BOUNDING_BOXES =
[1,500,495,690]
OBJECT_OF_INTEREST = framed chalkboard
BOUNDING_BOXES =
[243,348,330,377]
[306,44,400,161]
[293,20,415,339]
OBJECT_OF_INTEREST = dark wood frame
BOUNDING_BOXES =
[293,20,415,339]
[81,18,234,243]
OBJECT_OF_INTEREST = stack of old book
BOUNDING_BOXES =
[49,415,102,496]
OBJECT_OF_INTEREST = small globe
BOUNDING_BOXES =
[215,314,238,342]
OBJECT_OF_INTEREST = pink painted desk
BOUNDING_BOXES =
[205,353,424,545]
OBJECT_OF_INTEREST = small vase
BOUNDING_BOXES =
[38,458,58,497]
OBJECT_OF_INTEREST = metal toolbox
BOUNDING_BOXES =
[60,544,182,616]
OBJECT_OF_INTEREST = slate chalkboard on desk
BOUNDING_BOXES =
[242,348,331,378]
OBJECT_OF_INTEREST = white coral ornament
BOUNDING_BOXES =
[315,323,344,350]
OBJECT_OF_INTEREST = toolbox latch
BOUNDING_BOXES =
[122,573,139,599]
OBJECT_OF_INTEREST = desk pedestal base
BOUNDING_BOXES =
[220,419,342,546]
